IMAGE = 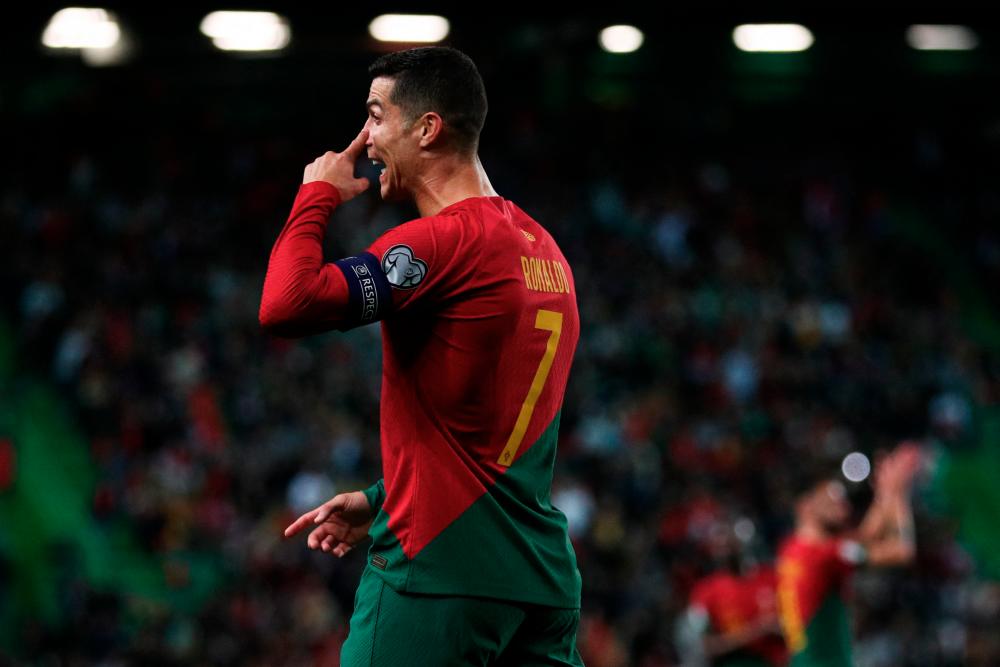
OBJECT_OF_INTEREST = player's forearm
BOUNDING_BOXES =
[888,492,916,560]
[703,617,779,657]
[703,630,755,657]
[857,494,891,542]
[259,181,352,336]
[866,493,916,566]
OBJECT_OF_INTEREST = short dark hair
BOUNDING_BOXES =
[368,46,487,157]
[789,464,838,501]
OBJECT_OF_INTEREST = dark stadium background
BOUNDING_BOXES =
[2,6,999,665]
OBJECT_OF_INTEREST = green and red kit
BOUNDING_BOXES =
[261,181,582,608]
[776,535,866,667]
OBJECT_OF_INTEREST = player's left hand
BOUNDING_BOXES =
[302,127,371,202]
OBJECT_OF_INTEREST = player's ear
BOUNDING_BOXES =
[417,111,444,149]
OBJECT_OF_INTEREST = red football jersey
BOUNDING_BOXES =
[261,181,582,606]
[689,566,788,666]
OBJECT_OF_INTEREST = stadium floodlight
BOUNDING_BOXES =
[368,14,450,43]
[200,11,291,52]
[906,25,978,51]
[732,23,814,53]
[80,31,131,66]
[598,25,644,54]
[841,452,872,483]
[42,7,120,49]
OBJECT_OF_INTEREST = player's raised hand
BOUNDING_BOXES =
[890,441,923,489]
[874,441,923,498]
[283,490,374,558]
[302,127,371,202]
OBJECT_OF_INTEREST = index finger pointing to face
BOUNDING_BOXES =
[346,128,369,157]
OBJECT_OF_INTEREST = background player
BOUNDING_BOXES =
[265,46,585,665]
[777,443,922,666]
[676,518,787,667]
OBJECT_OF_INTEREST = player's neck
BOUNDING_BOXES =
[796,518,833,543]
[411,153,498,217]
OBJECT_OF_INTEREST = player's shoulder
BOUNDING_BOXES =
[393,204,471,233]
[689,575,720,604]
[777,534,801,558]
[371,202,485,256]
[779,535,829,565]
[693,571,734,595]
[504,200,572,262]
[504,199,554,237]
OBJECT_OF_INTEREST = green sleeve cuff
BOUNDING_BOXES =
[361,478,386,514]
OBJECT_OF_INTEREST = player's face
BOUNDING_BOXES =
[811,480,851,531]
[707,521,738,561]
[364,76,419,203]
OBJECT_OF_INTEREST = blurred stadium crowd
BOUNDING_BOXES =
[3,30,1000,667]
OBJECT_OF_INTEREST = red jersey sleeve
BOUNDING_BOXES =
[259,181,479,337]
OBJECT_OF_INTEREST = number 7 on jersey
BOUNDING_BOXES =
[497,308,563,467]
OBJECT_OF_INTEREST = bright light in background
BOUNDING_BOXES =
[368,14,450,43]
[200,11,291,52]
[841,451,872,483]
[42,7,120,49]
[906,25,978,51]
[81,30,132,66]
[599,25,644,54]
[732,23,814,52]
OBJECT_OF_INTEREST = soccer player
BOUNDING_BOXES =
[263,46,585,666]
[676,520,787,667]
[776,444,921,667]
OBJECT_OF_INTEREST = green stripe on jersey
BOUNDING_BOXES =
[789,593,853,667]
[365,410,581,607]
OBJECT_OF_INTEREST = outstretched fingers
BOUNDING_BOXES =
[307,520,349,549]
[283,509,319,538]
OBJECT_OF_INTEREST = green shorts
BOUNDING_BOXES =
[341,564,585,666]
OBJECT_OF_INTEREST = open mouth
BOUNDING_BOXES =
[371,158,386,181]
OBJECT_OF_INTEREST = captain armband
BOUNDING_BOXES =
[332,252,392,330]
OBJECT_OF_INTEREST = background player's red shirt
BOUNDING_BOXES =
[689,566,788,666]
[260,181,582,607]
